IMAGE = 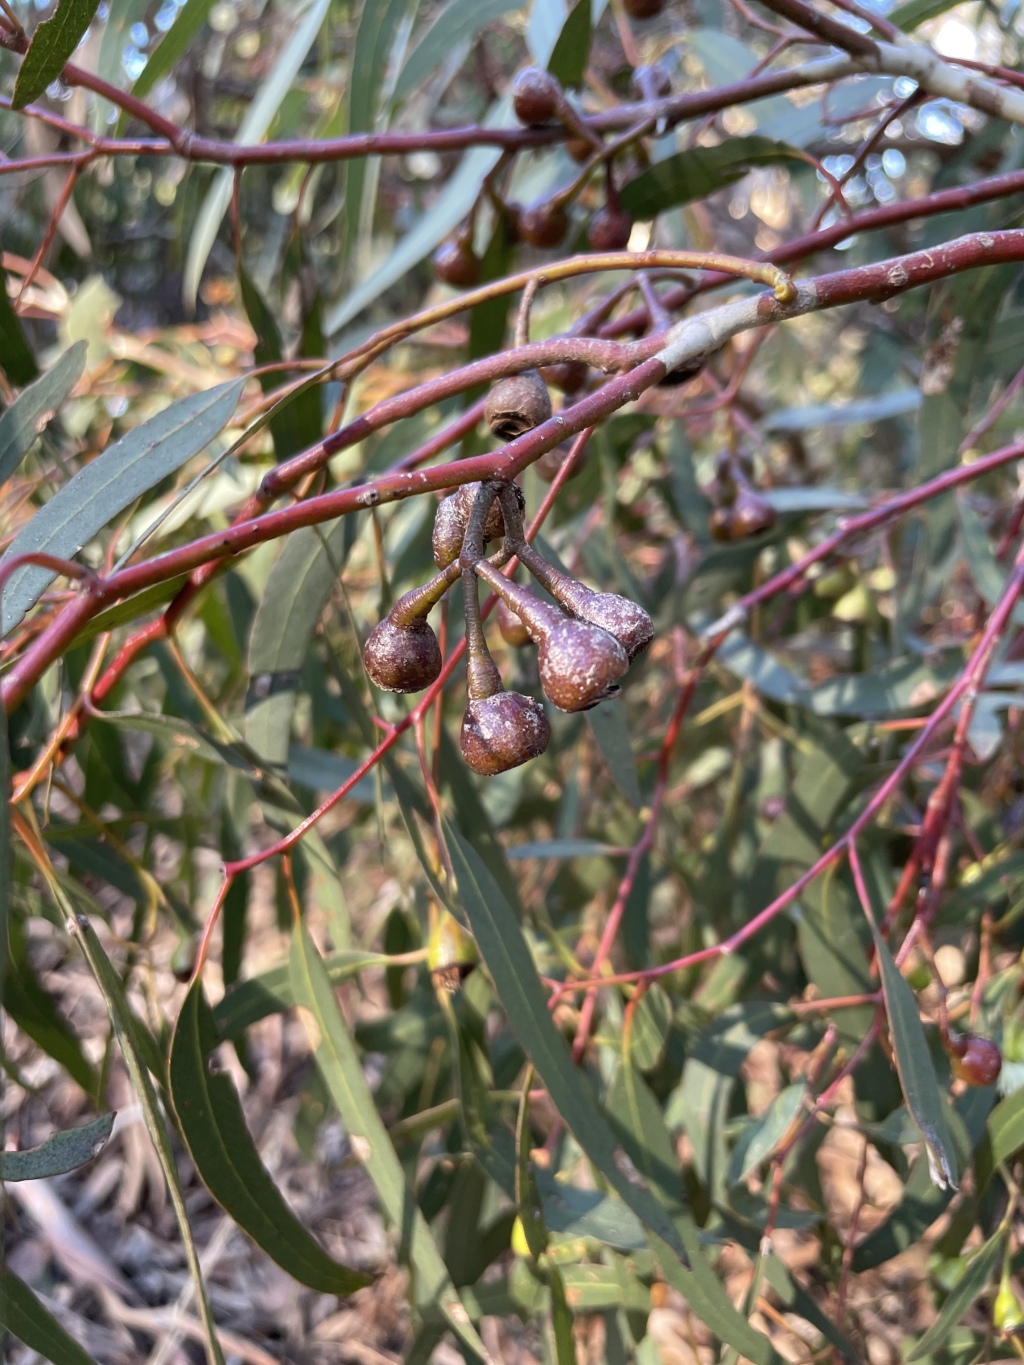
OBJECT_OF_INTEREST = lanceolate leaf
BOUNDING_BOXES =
[393,0,523,104]
[442,820,686,1260]
[288,923,493,1364]
[547,0,590,88]
[12,0,101,110]
[169,979,371,1295]
[5,916,97,1097]
[620,137,804,218]
[871,924,959,1189]
[0,377,245,635]
[907,1231,1004,1361]
[123,0,216,109]
[0,259,39,386]
[183,0,330,309]
[67,911,226,1365]
[0,343,85,489]
[0,1267,98,1365]
[0,1112,114,1181]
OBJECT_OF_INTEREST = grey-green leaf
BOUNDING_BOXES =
[442,820,686,1259]
[0,1113,114,1181]
[620,137,804,219]
[0,343,86,489]
[871,923,960,1189]
[907,1231,1004,1361]
[393,0,523,104]
[12,0,101,109]
[587,699,641,808]
[169,979,371,1295]
[288,922,492,1363]
[0,377,245,634]
[0,1267,99,1365]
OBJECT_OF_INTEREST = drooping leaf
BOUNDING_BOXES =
[288,922,492,1363]
[587,699,641,809]
[727,1083,804,1187]
[12,0,102,110]
[547,0,590,88]
[5,915,98,1097]
[67,910,226,1365]
[0,1268,98,1365]
[324,106,509,335]
[975,1087,1024,1195]
[169,979,371,1295]
[238,266,322,460]
[871,924,959,1189]
[123,0,216,109]
[442,820,686,1259]
[183,0,331,309]
[0,343,84,490]
[0,1112,114,1181]
[670,1002,791,1201]
[0,258,39,386]
[620,138,804,219]
[393,0,523,104]
[0,377,245,634]
[890,0,961,28]
[907,1231,1004,1361]
[606,1061,781,1363]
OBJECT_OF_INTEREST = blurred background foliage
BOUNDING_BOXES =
[6,2,1024,1364]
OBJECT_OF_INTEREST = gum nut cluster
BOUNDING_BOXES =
[363,616,442,694]
[361,371,654,776]
[461,692,551,776]
[432,481,508,568]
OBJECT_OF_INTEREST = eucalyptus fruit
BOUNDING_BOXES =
[517,200,570,249]
[433,234,481,287]
[485,370,553,440]
[512,66,563,126]
[432,482,509,568]
[363,615,442,693]
[474,560,628,711]
[947,1032,1002,1086]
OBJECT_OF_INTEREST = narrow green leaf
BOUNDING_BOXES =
[0,258,39,386]
[889,0,961,28]
[607,1062,780,1363]
[587,700,641,809]
[66,910,226,1365]
[0,1112,114,1181]
[288,922,492,1363]
[0,343,85,489]
[670,1002,791,1201]
[727,1083,804,1187]
[5,916,97,1097]
[123,0,216,108]
[0,1268,98,1365]
[620,138,803,218]
[12,0,101,109]
[442,820,686,1259]
[975,1087,1024,1195]
[238,266,322,460]
[183,0,330,309]
[907,1232,1004,1361]
[547,0,590,87]
[245,518,353,769]
[169,979,371,1294]
[871,925,959,1189]
[549,1265,577,1365]
[213,947,394,1040]
[324,110,507,335]
[394,0,522,103]
[0,377,245,634]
